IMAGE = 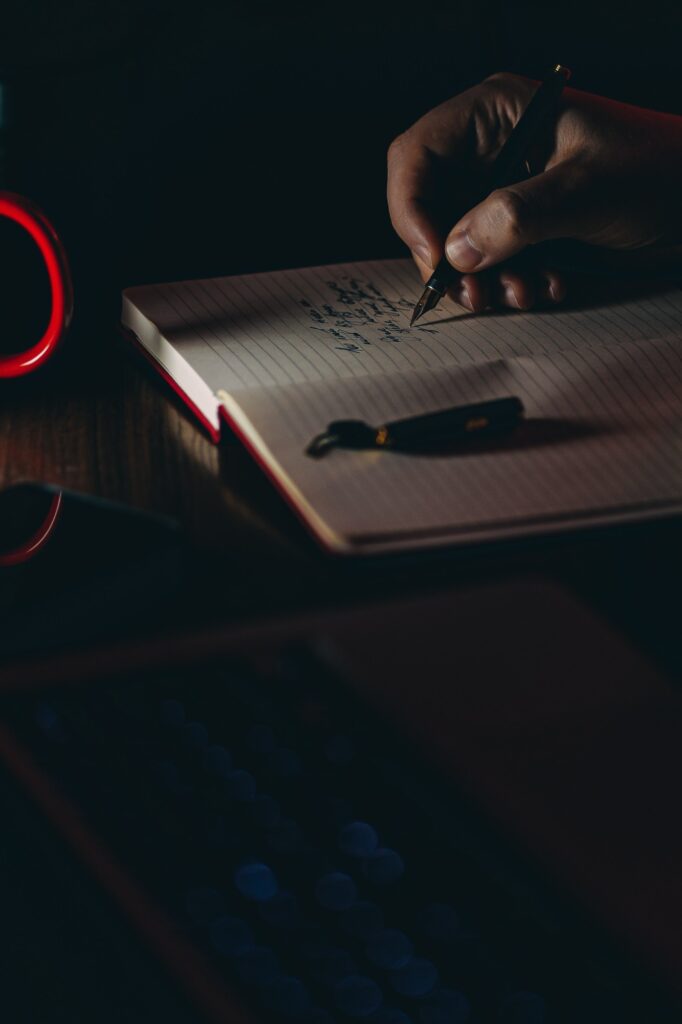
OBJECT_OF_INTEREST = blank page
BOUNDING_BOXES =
[220,332,682,552]
[123,259,682,396]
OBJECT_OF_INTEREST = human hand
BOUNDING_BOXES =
[387,73,682,312]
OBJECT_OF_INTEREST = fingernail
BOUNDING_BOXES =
[504,283,521,309]
[446,231,482,271]
[412,244,432,268]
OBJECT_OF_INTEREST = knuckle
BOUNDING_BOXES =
[387,132,409,161]
[489,189,532,240]
[484,70,529,90]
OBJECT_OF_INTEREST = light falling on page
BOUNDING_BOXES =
[221,333,682,550]
[123,259,682,552]
[123,259,682,394]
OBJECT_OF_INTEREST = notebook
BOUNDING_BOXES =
[121,259,682,554]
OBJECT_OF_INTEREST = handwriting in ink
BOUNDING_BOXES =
[299,277,437,350]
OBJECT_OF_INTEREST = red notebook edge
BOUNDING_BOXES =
[217,403,344,555]
[121,326,221,443]
[121,324,343,554]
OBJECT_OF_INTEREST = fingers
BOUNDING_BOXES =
[388,74,560,278]
[449,275,490,313]
[493,267,566,309]
[412,248,434,283]
[444,159,590,272]
[540,269,567,304]
[449,267,568,313]
[388,76,586,314]
[387,135,442,269]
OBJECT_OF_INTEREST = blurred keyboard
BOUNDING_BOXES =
[2,633,677,1024]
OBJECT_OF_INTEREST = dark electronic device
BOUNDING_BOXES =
[0,483,182,658]
[0,581,679,1022]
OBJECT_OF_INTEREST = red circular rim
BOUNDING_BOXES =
[0,491,63,567]
[0,192,73,378]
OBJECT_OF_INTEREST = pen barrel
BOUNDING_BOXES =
[489,65,571,191]
[426,259,455,297]
[383,396,523,448]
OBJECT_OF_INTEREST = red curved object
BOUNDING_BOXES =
[0,491,63,567]
[0,192,73,377]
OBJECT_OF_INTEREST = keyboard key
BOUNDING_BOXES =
[340,822,379,858]
[334,975,384,1017]
[235,862,278,902]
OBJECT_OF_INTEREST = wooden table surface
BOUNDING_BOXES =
[1,326,681,672]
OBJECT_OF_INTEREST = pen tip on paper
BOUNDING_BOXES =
[410,286,440,326]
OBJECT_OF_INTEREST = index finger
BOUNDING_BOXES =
[387,88,484,269]
[386,135,444,269]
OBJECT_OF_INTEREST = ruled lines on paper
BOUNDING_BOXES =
[232,333,682,546]
[122,258,682,550]
[123,259,682,398]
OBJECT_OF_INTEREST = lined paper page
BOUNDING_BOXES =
[221,332,682,552]
[123,259,682,398]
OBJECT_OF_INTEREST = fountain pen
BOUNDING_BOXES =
[306,396,524,457]
[410,64,571,326]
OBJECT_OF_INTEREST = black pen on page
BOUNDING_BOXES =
[306,396,524,457]
[410,63,572,326]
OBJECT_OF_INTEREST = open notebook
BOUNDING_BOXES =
[122,259,682,554]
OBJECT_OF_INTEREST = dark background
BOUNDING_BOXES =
[1,1,682,342]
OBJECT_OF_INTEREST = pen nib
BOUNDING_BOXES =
[410,285,441,326]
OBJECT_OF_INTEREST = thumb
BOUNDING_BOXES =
[444,160,589,271]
